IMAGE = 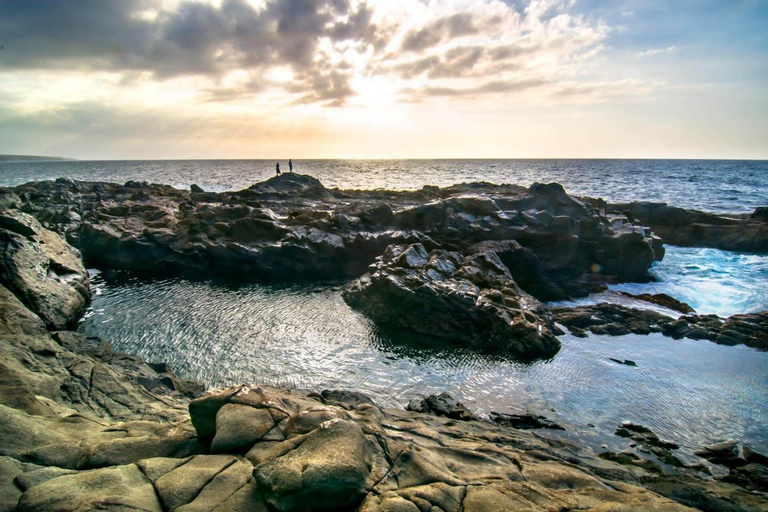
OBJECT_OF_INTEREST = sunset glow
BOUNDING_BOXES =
[0,0,766,159]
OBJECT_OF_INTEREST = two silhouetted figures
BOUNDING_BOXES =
[275,159,293,176]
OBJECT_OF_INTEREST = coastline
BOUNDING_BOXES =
[1,175,767,510]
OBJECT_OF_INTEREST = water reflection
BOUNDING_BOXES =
[80,265,768,457]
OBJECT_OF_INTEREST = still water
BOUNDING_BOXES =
[80,246,768,456]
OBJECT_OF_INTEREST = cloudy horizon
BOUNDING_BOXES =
[1,0,766,160]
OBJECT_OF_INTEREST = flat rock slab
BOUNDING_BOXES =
[16,464,162,512]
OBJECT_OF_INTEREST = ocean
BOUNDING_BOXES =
[2,158,767,458]
[1,158,767,214]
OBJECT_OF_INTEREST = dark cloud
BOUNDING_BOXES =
[405,77,549,100]
[0,0,380,104]
[393,44,529,80]
[400,12,501,52]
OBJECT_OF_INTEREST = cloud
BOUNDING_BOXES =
[636,46,676,57]
[0,0,380,104]
[0,0,623,108]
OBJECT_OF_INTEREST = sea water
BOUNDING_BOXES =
[1,158,766,214]
[2,158,767,455]
[78,246,768,456]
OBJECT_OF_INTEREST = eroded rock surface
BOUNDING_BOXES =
[553,303,768,350]
[1,175,766,511]
[607,201,768,253]
[0,210,89,329]
[10,176,663,300]
[343,244,562,359]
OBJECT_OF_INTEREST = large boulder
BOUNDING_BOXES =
[0,210,90,329]
[254,419,378,511]
[343,244,561,359]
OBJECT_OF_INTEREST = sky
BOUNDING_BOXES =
[0,0,766,160]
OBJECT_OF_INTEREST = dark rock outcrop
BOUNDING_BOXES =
[405,393,479,422]
[13,177,663,300]
[608,201,768,253]
[695,441,768,492]
[490,411,565,430]
[553,303,768,350]
[343,244,562,359]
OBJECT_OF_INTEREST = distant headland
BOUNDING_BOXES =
[0,154,73,162]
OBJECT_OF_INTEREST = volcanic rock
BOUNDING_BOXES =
[343,243,561,359]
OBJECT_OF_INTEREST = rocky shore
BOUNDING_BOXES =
[1,175,767,510]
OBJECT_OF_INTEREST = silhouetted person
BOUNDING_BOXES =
[289,158,293,173]
[275,162,281,176]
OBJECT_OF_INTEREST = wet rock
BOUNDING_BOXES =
[308,389,377,410]
[619,292,695,314]
[490,411,565,430]
[0,210,90,329]
[695,441,744,467]
[610,201,768,253]
[406,393,479,422]
[609,358,638,366]
[190,183,204,193]
[552,303,669,337]
[343,244,561,359]
[554,303,768,350]
[615,422,680,458]
[752,207,768,222]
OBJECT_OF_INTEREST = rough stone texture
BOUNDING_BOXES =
[16,464,163,512]
[211,404,275,454]
[0,210,90,329]
[154,455,238,510]
[13,176,663,299]
[608,201,768,253]
[343,244,562,359]
[553,303,768,350]
[254,419,380,511]
[1,175,766,511]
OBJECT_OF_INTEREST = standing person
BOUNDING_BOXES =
[289,158,293,173]
[275,162,281,176]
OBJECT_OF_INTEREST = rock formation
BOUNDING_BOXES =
[552,303,768,350]
[8,175,663,300]
[342,243,562,359]
[606,202,768,253]
[0,184,766,511]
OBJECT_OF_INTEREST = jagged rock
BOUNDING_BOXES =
[610,201,768,253]
[12,177,663,297]
[406,393,479,422]
[16,464,163,512]
[490,411,565,430]
[554,303,768,350]
[752,207,768,222]
[254,419,379,511]
[619,292,696,314]
[343,244,561,359]
[0,210,90,329]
